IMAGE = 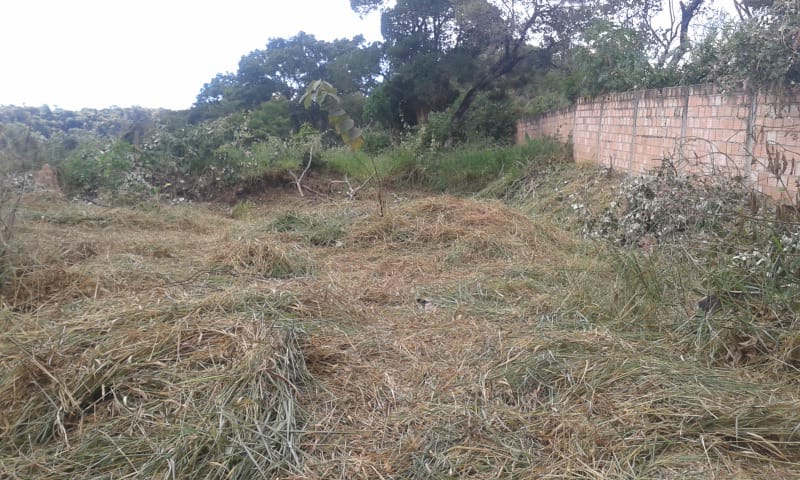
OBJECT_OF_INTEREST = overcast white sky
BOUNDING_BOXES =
[0,0,382,110]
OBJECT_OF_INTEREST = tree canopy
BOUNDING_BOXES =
[183,0,800,142]
[191,32,382,125]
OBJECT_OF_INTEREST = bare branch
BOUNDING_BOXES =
[732,0,753,20]
[667,0,704,68]
[289,146,315,197]
[347,175,373,200]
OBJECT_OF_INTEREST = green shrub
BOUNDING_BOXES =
[412,92,519,149]
[247,98,294,139]
[0,123,47,172]
[461,91,518,144]
[419,112,451,150]
[361,128,393,154]
[61,141,134,195]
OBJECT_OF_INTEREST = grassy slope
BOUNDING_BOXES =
[1,164,800,478]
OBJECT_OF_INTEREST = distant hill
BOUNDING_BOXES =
[0,105,187,173]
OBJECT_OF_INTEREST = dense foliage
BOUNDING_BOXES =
[1,0,798,201]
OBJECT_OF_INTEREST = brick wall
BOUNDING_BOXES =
[517,84,800,201]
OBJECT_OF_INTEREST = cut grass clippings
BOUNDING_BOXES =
[2,303,308,479]
[3,160,800,479]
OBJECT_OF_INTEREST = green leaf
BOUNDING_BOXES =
[301,79,363,151]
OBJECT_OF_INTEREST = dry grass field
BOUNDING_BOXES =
[3,167,800,478]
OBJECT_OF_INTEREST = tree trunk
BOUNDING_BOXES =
[416,106,430,125]
[667,0,705,68]
[446,5,552,141]
[448,48,549,138]
[448,78,492,134]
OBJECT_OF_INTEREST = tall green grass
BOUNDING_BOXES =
[422,138,568,193]
[323,148,417,182]
[323,137,569,193]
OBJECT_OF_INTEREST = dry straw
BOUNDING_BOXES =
[3,178,800,479]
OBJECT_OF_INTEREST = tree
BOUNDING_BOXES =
[353,0,612,136]
[379,0,460,126]
[647,0,707,68]
[732,0,775,19]
[195,73,239,107]
[353,0,503,129]
[247,97,294,140]
[445,0,598,133]
[0,123,46,172]
[687,0,800,92]
[567,20,661,97]
[191,32,382,124]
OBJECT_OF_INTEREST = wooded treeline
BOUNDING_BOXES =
[0,0,797,197]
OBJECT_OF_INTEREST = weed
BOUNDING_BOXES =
[0,191,20,290]
[230,200,253,220]
[270,211,314,232]
[270,211,346,247]
[323,147,418,207]
[421,138,568,193]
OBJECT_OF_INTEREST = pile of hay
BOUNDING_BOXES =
[0,195,311,478]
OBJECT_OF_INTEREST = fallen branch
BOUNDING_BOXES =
[329,175,373,200]
[300,184,323,196]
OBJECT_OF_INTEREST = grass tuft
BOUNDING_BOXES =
[216,238,314,278]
